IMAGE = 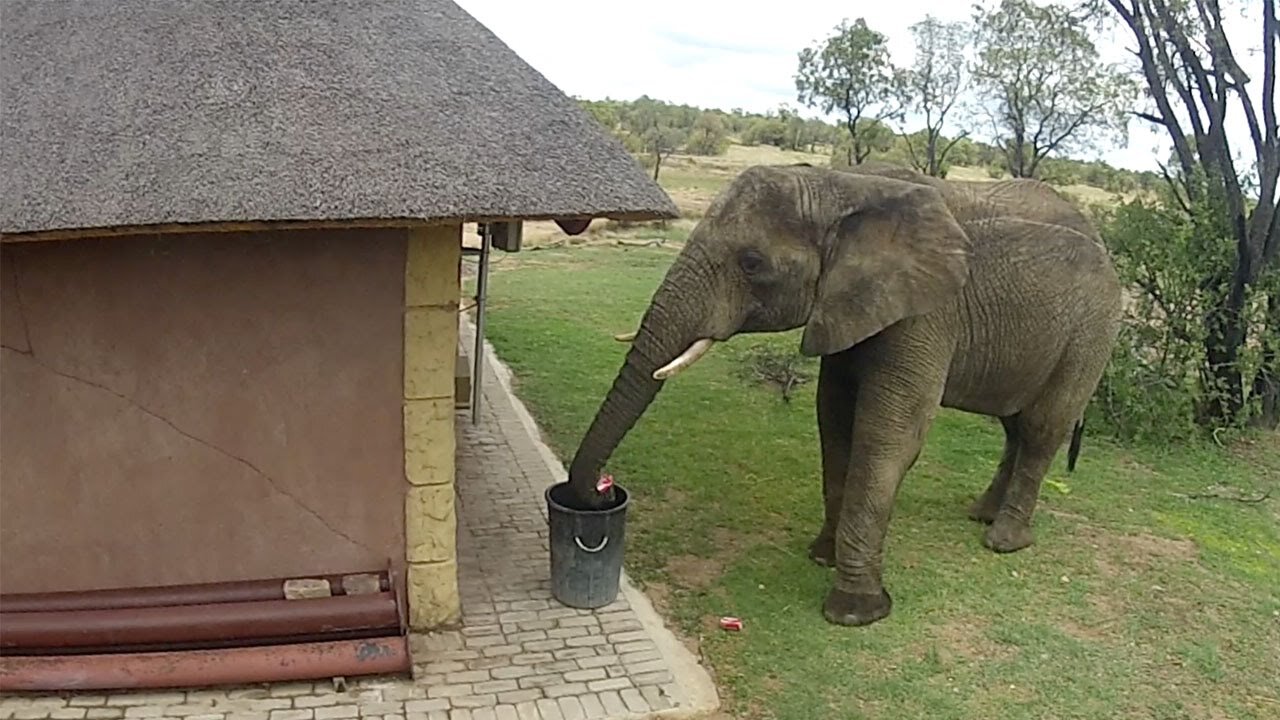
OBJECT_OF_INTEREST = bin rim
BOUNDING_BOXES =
[545,481,630,516]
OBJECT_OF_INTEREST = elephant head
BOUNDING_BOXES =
[566,165,974,505]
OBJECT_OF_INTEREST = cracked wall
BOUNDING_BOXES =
[0,229,407,593]
[402,224,462,631]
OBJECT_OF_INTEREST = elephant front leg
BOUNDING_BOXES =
[823,374,942,627]
[810,355,857,568]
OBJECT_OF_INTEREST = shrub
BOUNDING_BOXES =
[1089,192,1279,443]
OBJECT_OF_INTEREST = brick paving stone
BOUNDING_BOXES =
[533,701,561,720]
[469,711,496,720]
[314,702,360,712]
[548,648,594,662]
[632,671,674,686]
[638,687,670,712]
[512,703,539,720]
[515,674,562,691]
[267,711,313,720]
[270,684,316,698]
[575,696,605,720]
[540,685,587,701]
[402,702,447,716]
[618,690,648,715]
[561,669,605,683]
[493,691,540,707]
[492,708,518,720]
[67,699,108,709]
[555,698,585,720]
[572,656,618,671]
[84,711,125,720]
[50,710,88,720]
[595,693,626,718]
[448,696,496,710]
[489,666,535,681]
[584,679,631,694]
[425,685,472,701]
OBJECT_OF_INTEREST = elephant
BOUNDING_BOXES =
[566,162,1123,627]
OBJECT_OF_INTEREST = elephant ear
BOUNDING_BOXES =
[800,177,972,357]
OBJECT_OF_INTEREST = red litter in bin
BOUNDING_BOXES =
[719,617,743,631]
[596,474,614,493]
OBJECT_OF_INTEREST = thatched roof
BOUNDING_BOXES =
[0,0,678,238]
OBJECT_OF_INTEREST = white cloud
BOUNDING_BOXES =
[453,0,1267,174]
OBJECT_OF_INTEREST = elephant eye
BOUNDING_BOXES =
[739,249,766,275]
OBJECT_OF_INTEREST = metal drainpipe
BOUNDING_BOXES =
[470,223,492,425]
[0,636,410,692]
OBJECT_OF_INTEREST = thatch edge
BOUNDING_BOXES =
[0,208,680,244]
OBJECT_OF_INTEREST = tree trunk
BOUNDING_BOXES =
[1198,273,1249,424]
[1251,291,1280,428]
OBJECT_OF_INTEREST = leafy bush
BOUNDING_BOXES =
[1090,192,1279,442]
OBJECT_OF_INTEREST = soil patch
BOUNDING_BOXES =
[930,617,1017,663]
[1080,526,1198,578]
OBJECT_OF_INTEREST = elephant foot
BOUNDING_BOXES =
[807,534,836,567]
[983,517,1034,553]
[967,492,1002,524]
[822,586,893,627]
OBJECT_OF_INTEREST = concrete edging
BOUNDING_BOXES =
[460,316,721,719]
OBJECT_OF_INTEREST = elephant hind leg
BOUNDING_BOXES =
[968,415,1020,524]
[982,408,1074,553]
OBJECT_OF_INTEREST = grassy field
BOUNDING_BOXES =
[469,238,1279,719]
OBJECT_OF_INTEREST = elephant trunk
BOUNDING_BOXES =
[567,249,716,506]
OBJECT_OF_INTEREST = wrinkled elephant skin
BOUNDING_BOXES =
[566,162,1124,627]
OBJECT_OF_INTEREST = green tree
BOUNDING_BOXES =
[686,111,730,156]
[625,96,685,181]
[899,15,971,176]
[829,119,896,168]
[1100,0,1280,428]
[742,117,788,147]
[970,0,1137,178]
[795,18,901,166]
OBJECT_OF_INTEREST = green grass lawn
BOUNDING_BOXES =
[471,245,1280,720]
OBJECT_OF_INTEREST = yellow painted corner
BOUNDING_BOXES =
[406,224,462,308]
[407,560,461,630]
[405,306,459,400]
[404,397,455,486]
[405,482,457,564]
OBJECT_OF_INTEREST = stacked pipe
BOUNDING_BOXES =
[0,572,410,691]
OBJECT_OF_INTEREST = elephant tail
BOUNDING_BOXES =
[1066,418,1085,473]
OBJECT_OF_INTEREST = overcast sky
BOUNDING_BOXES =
[452,0,1266,175]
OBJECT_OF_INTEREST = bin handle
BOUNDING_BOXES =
[574,535,609,553]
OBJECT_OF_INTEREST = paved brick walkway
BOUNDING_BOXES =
[0,319,718,720]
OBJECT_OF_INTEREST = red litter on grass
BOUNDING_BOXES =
[719,617,743,631]
[596,474,614,494]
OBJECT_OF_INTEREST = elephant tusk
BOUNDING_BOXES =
[653,338,715,380]
[614,330,638,342]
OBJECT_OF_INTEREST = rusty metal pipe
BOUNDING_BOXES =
[0,636,410,692]
[0,592,399,650]
[0,573,389,613]
[1,628,393,657]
